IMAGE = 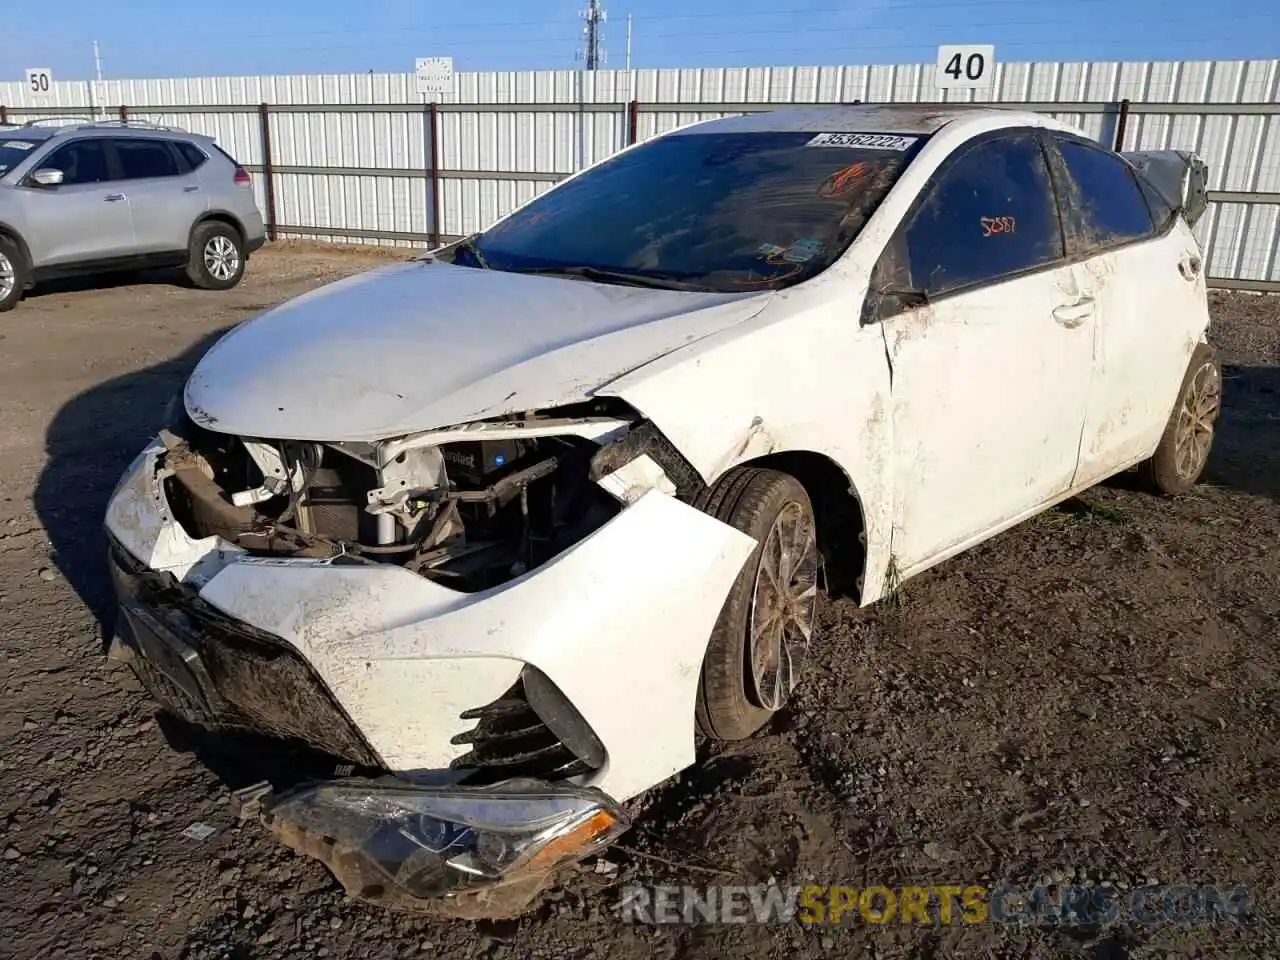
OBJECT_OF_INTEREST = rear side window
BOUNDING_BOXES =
[902,134,1064,297]
[39,139,112,185]
[176,141,208,170]
[1055,138,1155,249]
[114,138,180,179]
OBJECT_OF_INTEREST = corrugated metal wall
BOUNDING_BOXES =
[2,59,1278,285]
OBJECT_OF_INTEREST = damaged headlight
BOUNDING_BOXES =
[261,777,628,908]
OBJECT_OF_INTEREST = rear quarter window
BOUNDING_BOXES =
[177,141,208,170]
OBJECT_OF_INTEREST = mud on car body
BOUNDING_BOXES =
[104,104,1218,917]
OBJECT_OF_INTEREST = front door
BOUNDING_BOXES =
[873,130,1094,574]
[19,138,135,267]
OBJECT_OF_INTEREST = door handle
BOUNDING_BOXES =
[183,185,200,193]
[1179,253,1202,281]
[104,193,126,202]
[1053,296,1095,329]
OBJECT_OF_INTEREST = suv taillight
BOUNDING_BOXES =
[233,166,251,186]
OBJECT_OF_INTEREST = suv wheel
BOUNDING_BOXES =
[187,222,246,290]
[0,236,28,312]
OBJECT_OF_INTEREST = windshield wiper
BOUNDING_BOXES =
[509,264,710,292]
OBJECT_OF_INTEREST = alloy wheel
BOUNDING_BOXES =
[746,500,820,711]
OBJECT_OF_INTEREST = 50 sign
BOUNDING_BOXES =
[935,46,995,91]
[25,68,54,97]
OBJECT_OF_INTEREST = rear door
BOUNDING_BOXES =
[18,137,135,266]
[1046,134,1210,485]
[111,137,208,254]
[872,130,1095,574]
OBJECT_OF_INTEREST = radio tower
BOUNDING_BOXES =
[580,0,607,70]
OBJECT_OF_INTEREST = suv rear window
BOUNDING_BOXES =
[472,130,924,292]
[0,138,43,176]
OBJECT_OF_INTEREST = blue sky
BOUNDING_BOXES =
[2,0,1277,80]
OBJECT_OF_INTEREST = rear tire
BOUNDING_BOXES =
[186,222,246,291]
[0,236,28,312]
[1138,342,1222,495]
[695,468,822,741]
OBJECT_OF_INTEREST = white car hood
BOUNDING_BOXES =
[184,261,770,442]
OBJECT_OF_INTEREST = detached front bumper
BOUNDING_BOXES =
[105,437,755,908]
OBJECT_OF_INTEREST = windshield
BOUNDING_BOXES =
[0,138,42,177]
[467,130,924,292]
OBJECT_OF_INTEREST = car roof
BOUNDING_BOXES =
[678,104,1047,136]
[0,122,205,141]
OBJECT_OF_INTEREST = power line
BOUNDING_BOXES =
[249,12,1258,58]
[229,0,1160,45]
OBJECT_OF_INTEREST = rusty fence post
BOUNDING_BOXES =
[427,100,442,248]
[627,99,639,146]
[1113,98,1131,152]
[258,103,278,242]
[119,104,128,123]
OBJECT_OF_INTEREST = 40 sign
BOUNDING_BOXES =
[935,45,995,91]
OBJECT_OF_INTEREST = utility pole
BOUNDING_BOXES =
[580,0,606,70]
[91,40,104,121]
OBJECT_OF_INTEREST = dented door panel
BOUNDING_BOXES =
[1070,238,1210,484]
[882,265,1093,574]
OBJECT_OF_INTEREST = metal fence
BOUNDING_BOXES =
[2,60,1278,291]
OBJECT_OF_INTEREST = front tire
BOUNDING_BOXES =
[696,468,821,741]
[0,236,28,312]
[1138,342,1222,495]
[187,222,246,291]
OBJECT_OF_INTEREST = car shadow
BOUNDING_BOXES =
[34,327,231,642]
[1206,363,1280,502]
[26,267,193,299]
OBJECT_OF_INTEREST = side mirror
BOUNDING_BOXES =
[28,168,64,187]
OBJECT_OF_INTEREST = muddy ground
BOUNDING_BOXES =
[0,244,1277,960]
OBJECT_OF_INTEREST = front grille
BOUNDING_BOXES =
[109,539,383,770]
[450,678,600,783]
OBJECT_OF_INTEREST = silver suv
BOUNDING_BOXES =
[0,120,266,311]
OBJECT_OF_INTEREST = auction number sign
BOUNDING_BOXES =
[935,45,995,91]
[25,68,54,97]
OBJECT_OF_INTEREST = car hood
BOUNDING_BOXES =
[184,261,771,442]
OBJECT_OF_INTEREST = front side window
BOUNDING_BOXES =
[1055,138,1155,249]
[39,139,112,185]
[902,134,1065,297]
[468,130,924,292]
[0,138,44,177]
[114,138,180,179]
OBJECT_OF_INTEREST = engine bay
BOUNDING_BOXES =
[155,401,684,593]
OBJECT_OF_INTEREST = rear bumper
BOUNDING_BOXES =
[246,234,266,254]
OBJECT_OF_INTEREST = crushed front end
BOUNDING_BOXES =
[104,397,756,915]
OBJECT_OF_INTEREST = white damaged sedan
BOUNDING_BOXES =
[104,104,1218,915]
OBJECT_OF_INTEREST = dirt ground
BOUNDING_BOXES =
[0,244,1277,960]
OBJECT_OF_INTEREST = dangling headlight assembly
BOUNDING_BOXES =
[261,776,628,916]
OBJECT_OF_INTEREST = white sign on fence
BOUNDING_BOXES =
[935,45,995,90]
[24,68,54,98]
[415,58,454,97]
